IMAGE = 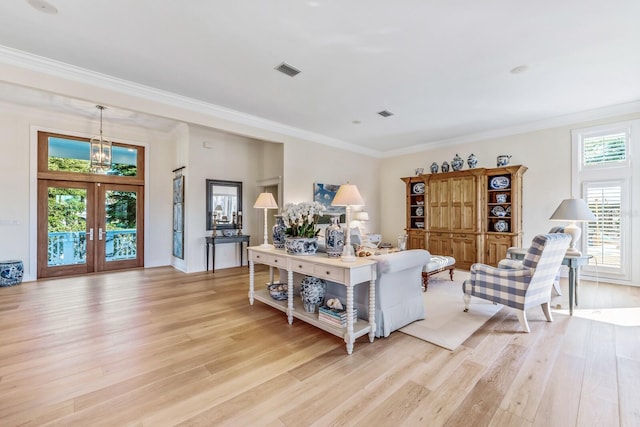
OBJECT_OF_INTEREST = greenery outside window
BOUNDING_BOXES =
[38,132,144,182]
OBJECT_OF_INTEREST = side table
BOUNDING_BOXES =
[562,255,593,315]
[205,235,250,272]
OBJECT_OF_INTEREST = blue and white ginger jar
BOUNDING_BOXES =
[451,154,463,171]
[299,276,326,313]
[467,153,478,168]
[272,215,286,249]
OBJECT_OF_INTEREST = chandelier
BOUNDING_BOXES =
[90,105,112,173]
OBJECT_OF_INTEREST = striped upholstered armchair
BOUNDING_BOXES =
[462,233,571,332]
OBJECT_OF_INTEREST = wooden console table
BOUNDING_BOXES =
[205,235,250,272]
[247,246,377,354]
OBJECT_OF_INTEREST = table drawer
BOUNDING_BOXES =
[250,252,288,268]
[313,264,344,282]
[290,259,316,275]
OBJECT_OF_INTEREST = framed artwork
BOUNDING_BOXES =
[172,174,185,259]
[313,182,345,224]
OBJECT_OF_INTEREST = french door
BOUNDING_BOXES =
[37,180,144,278]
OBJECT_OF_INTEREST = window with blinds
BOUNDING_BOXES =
[583,133,627,166]
[585,182,622,269]
[572,120,635,281]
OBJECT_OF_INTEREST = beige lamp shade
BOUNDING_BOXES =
[253,192,278,209]
[331,183,364,207]
[356,211,369,221]
[549,198,596,222]
[254,192,278,247]
[550,197,596,256]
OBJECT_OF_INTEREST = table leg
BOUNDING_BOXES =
[206,243,210,271]
[345,284,355,355]
[575,267,579,307]
[368,276,376,342]
[212,241,216,272]
[287,270,294,324]
[249,261,255,305]
[568,266,575,316]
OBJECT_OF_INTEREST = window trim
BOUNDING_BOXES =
[37,131,145,185]
[571,119,637,282]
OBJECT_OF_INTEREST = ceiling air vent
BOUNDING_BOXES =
[377,110,394,117]
[275,62,301,77]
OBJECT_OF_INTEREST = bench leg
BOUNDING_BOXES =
[421,272,428,292]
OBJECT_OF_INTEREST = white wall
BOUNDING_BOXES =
[282,138,380,237]
[379,112,640,284]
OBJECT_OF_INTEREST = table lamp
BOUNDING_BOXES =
[331,183,364,262]
[549,197,597,256]
[253,193,278,247]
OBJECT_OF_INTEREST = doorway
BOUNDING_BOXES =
[37,180,144,278]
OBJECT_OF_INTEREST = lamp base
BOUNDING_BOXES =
[565,247,582,257]
[340,245,357,263]
[260,243,273,249]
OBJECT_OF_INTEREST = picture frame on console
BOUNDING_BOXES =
[313,182,345,224]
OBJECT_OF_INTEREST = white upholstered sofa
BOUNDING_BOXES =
[280,249,430,337]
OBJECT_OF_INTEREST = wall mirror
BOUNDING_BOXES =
[206,179,243,230]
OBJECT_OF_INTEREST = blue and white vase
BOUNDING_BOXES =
[299,276,326,313]
[451,154,463,171]
[284,237,318,255]
[325,214,344,258]
[272,214,286,249]
[467,153,478,168]
[441,161,450,173]
[0,260,23,286]
[430,162,439,173]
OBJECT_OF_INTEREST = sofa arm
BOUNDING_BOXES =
[371,249,430,274]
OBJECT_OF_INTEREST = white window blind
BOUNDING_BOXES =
[585,182,622,270]
[582,132,627,166]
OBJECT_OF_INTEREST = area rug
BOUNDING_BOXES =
[398,271,503,350]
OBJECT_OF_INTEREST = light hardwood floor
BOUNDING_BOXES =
[0,266,638,426]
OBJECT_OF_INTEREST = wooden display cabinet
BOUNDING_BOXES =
[484,165,527,265]
[401,176,427,250]
[401,165,526,268]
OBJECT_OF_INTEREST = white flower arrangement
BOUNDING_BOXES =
[282,201,326,238]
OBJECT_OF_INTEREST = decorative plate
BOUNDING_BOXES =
[490,176,510,190]
[506,206,511,216]
[413,182,425,194]
[494,220,509,232]
[491,205,506,217]
[415,206,424,216]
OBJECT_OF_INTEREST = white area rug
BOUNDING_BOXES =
[399,271,503,350]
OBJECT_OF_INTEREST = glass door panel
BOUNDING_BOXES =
[38,180,96,278]
[97,183,144,271]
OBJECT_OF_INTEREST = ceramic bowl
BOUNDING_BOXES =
[267,283,288,300]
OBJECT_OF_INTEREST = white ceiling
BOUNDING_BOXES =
[1,0,639,155]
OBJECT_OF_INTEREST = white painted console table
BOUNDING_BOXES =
[248,246,377,354]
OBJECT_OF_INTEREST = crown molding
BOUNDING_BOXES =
[381,100,640,158]
[0,45,380,158]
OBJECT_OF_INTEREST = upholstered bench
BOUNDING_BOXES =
[421,255,456,291]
